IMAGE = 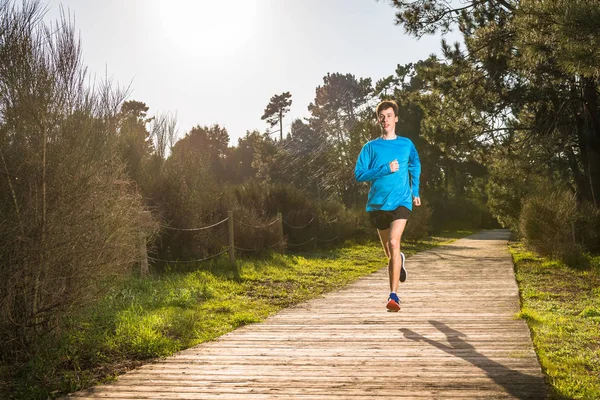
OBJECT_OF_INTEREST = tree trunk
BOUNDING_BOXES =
[582,77,600,206]
[140,234,149,276]
[279,110,283,142]
[0,149,23,234]
[33,115,47,330]
[565,143,587,201]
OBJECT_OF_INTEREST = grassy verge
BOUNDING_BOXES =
[4,230,472,399]
[510,242,600,399]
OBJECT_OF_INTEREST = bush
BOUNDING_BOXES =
[575,201,600,253]
[230,204,283,254]
[232,181,316,251]
[404,201,433,240]
[152,179,322,262]
[519,188,586,266]
[430,197,494,231]
[486,152,531,231]
[0,1,158,361]
[150,148,228,264]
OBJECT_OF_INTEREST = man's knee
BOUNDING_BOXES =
[388,237,401,251]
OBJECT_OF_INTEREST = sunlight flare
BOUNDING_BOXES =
[157,0,256,58]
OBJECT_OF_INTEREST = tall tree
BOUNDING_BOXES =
[388,0,600,209]
[226,130,276,183]
[268,119,329,199]
[261,92,292,141]
[307,73,373,203]
[117,100,156,193]
[171,124,230,181]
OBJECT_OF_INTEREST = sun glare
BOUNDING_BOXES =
[157,0,257,58]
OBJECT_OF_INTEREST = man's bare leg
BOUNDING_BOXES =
[377,219,408,294]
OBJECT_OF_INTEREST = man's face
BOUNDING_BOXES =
[378,107,398,134]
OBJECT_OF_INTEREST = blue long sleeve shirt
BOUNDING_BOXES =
[354,137,421,212]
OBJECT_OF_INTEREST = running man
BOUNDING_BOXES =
[354,99,421,312]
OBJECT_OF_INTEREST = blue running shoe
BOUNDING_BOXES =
[400,252,407,283]
[386,292,401,312]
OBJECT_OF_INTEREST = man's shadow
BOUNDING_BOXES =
[400,321,548,399]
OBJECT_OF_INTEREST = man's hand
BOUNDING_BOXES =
[413,197,421,206]
[389,159,399,172]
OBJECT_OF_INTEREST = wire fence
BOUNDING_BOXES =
[145,211,341,266]
[282,216,315,229]
[160,217,229,232]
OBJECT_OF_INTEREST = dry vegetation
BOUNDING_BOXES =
[0,0,158,362]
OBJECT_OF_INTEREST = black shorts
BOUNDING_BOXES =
[369,206,411,231]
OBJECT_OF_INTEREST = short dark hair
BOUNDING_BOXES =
[375,100,398,118]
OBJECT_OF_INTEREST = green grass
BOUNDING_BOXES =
[510,242,600,400]
[3,231,472,399]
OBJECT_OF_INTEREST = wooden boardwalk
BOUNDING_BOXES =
[67,229,548,399]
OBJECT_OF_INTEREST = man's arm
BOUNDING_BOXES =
[354,144,392,182]
[408,142,421,203]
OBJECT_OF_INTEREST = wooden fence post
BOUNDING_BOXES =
[314,217,319,250]
[228,211,235,264]
[140,234,149,276]
[277,212,284,252]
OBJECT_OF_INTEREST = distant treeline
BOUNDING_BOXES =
[2,0,600,372]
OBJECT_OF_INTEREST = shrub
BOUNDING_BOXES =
[486,152,531,231]
[519,188,585,266]
[232,181,316,251]
[316,200,368,244]
[0,1,158,361]
[150,149,228,264]
[430,197,492,231]
[229,204,283,254]
[404,201,432,240]
[152,179,323,262]
[575,201,600,253]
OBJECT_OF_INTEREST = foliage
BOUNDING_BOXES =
[575,201,600,253]
[388,0,600,209]
[516,0,600,78]
[226,130,268,183]
[519,183,599,266]
[511,242,600,399]
[172,124,230,180]
[486,148,533,231]
[404,200,432,239]
[385,0,600,269]
[520,188,580,265]
[149,139,227,263]
[0,0,157,362]
[116,100,155,194]
[150,174,374,266]
[305,72,374,205]
[261,91,292,141]
[268,119,329,199]
[371,60,494,231]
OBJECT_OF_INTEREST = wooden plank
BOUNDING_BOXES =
[68,394,539,400]
[113,374,546,384]
[116,365,545,377]
[72,385,545,395]
[63,230,549,399]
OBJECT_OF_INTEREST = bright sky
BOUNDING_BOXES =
[43,0,461,145]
